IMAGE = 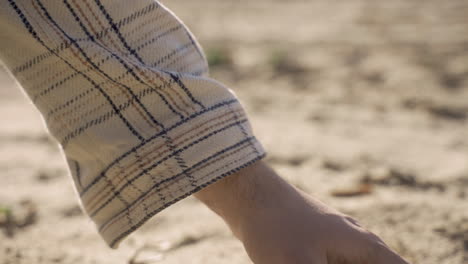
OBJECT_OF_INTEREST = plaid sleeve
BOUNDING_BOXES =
[0,0,265,248]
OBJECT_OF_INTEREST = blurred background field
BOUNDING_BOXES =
[1,0,467,263]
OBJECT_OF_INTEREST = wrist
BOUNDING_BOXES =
[194,161,297,238]
[194,161,266,236]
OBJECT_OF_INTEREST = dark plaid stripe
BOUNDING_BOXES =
[17,0,148,227]
[57,84,162,146]
[99,135,257,230]
[12,1,159,74]
[94,0,146,65]
[13,41,72,74]
[149,42,193,68]
[32,0,161,134]
[101,144,257,233]
[26,10,174,92]
[134,149,164,215]
[45,75,173,121]
[32,71,80,102]
[84,108,245,211]
[79,98,239,196]
[72,0,200,198]
[8,0,145,142]
[83,107,245,208]
[91,0,199,193]
[175,56,209,76]
[169,73,206,110]
[89,117,249,217]
[139,26,185,66]
[34,0,150,225]
[66,0,189,120]
[109,150,265,248]
[181,26,205,63]
[228,103,261,156]
[35,24,184,102]
[38,0,183,126]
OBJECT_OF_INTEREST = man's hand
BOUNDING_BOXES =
[195,161,409,264]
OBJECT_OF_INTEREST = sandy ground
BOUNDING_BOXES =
[1,0,468,263]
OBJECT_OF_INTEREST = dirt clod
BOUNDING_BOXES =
[0,200,38,237]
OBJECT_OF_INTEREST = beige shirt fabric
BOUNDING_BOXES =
[0,0,265,248]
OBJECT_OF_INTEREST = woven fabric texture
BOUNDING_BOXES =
[0,0,265,248]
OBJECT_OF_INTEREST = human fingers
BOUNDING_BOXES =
[343,216,409,264]
[373,243,410,264]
